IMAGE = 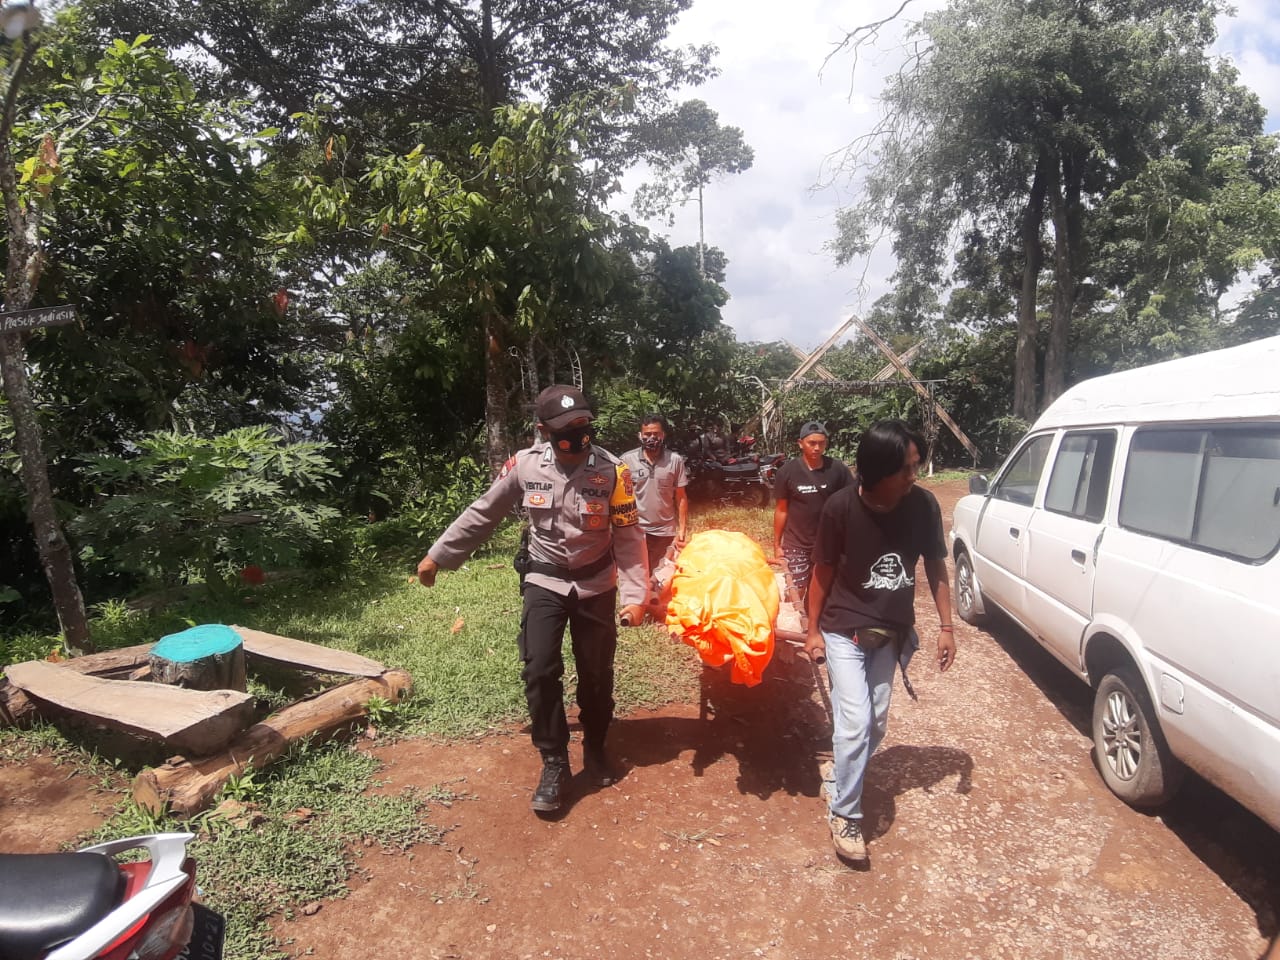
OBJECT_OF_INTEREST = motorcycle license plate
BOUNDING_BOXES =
[176,903,226,960]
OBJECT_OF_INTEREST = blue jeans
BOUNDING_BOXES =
[822,629,901,821]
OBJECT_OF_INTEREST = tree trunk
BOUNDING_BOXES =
[484,313,509,477]
[1045,153,1083,409]
[0,37,92,654]
[1014,150,1050,423]
[697,180,706,278]
[0,340,91,653]
[478,0,502,111]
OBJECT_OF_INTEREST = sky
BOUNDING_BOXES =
[616,0,1280,352]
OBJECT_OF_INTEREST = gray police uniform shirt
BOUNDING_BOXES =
[620,447,688,538]
[427,443,648,606]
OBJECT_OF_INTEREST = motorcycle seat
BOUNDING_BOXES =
[0,852,124,960]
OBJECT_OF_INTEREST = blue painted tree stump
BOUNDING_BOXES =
[148,624,247,692]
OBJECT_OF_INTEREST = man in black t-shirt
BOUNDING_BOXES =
[805,420,956,865]
[771,421,852,600]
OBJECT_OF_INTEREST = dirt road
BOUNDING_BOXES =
[278,478,1279,960]
[3,478,1276,959]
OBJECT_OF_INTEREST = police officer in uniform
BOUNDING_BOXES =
[417,385,648,814]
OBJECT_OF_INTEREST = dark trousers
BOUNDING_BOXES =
[517,584,618,757]
[644,533,675,574]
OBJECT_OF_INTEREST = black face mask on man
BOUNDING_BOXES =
[638,434,664,452]
[550,425,595,455]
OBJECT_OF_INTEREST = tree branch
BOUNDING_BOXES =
[822,0,919,84]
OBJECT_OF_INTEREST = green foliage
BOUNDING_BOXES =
[597,239,736,416]
[84,0,716,176]
[14,28,304,464]
[353,455,490,564]
[75,427,340,588]
[592,384,665,453]
[1,630,62,667]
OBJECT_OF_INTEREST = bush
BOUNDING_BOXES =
[355,455,490,564]
[75,427,341,589]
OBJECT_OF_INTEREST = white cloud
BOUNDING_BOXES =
[616,0,1280,352]
[1215,1,1280,125]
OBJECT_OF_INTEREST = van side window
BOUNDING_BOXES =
[1119,426,1280,562]
[1044,431,1117,522]
[991,435,1052,506]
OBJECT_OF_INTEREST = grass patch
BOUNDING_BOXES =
[83,738,454,960]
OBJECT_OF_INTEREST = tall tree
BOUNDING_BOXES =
[1,16,298,636]
[0,3,90,650]
[83,0,716,167]
[295,101,622,475]
[633,99,754,276]
[830,0,1267,419]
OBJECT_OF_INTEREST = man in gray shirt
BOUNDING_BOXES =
[621,414,689,573]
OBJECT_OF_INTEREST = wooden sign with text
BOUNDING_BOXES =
[0,304,78,333]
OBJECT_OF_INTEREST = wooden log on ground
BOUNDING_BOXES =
[0,675,36,727]
[230,625,387,677]
[2,645,156,728]
[133,669,412,818]
[62,643,156,679]
[149,625,247,692]
[4,661,254,754]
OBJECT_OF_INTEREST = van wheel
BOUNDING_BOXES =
[954,550,987,626]
[1092,666,1184,808]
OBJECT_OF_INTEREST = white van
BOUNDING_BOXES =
[950,336,1280,831]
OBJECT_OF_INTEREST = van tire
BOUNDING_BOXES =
[1092,666,1184,808]
[954,550,987,626]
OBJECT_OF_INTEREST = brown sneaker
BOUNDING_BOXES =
[829,815,868,861]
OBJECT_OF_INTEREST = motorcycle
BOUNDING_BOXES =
[685,434,782,507]
[0,833,224,960]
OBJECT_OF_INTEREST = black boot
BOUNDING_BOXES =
[531,753,570,812]
[583,741,616,787]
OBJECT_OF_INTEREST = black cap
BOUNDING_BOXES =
[798,421,828,440]
[536,385,594,430]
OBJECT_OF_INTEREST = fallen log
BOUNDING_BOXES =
[133,669,412,818]
[1,646,156,728]
[0,676,35,727]
[4,661,254,755]
[61,644,156,679]
[231,625,386,677]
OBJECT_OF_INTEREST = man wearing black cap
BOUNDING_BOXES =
[771,421,852,601]
[417,385,648,814]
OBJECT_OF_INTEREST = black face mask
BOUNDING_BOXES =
[550,425,594,455]
[639,434,664,452]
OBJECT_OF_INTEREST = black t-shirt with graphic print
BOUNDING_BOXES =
[774,455,852,552]
[814,484,947,635]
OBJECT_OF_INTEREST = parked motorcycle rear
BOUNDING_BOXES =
[685,453,782,507]
[0,833,224,960]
